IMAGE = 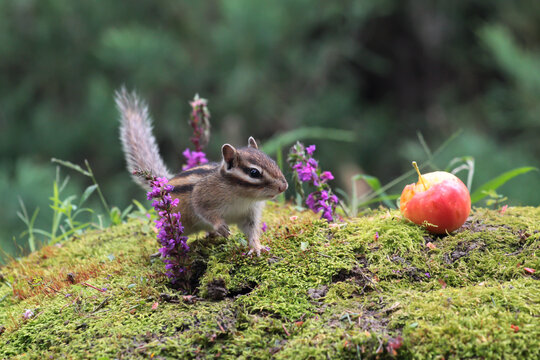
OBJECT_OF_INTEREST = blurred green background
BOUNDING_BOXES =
[1,0,539,261]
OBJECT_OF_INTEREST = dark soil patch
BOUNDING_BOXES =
[160,293,180,303]
[443,240,486,264]
[390,255,428,282]
[331,266,377,293]
[457,218,504,233]
[504,229,537,256]
[206,279,228,300]
[324,301,404,356]
[205,279,258,301]
[166,258,208,294]
[356,309,390,333]
[227,281,258,298]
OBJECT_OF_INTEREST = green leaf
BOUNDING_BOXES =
[357,194,400,207]
[470,167,538,203]
[80,184,98,205]
[132,199,149,213]
[109,207,122,225]
[416,131,432,159]
[352,174,382,192]
[58,174,71,193]
[121,205,134,220]
[72,208,94,219]
[31,229,53,239]
[352,174,396,209]
[51,158,91,177]
[16,199,40,252]
[300,242,309,251]
[260,127,355,156]
[448,156,475,190]
[49,223,92,244]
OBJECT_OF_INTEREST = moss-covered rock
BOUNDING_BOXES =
[1,204,539,359]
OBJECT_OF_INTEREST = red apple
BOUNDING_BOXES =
[400,164,471,234]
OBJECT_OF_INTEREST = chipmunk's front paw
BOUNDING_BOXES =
[247,244,266,257]
[247,248,260,256]
[215,223,230,238]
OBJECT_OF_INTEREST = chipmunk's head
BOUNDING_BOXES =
[220,137,288,199]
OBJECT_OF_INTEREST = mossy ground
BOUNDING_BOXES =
[1,204,539,359]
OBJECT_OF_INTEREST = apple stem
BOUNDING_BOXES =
[412,161,428,190]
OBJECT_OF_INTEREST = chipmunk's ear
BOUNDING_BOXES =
[221,144,237,169]
[248,136,258,149]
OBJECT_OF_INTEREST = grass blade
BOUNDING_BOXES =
[261,127,355,156]
[80,184,98,206]
[49,223,92,244]
[448,156,475,190]
[16,197,40,253]
[358,194,400,207]
[352,174,396,209]
[353,174,382,192]
[132,199,149,213]
[417,131,432,159]
[470,167,538,203]
[51,158,91,177]
[31,229,53,239]
[358,130,464,206]
[85,160,111,216]
[121,205,134,219]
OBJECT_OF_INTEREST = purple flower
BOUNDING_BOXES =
[306,193,317,210]
[288,142,339,222]
[320,171,334,181]
[322,210,333,222]
[190,97,206,108]
[23,309,34,320]
[320,190,329,200]
[262,222,268,232]
[188,94,211,152]
[296,166,316,182]
[304,190,337,222]
[307,158,318,168]
[146,176,190,284]
[182,148,209,170]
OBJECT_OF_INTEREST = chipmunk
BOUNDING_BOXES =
[115,88,288,255]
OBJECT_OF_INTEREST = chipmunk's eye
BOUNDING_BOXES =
[249,168,262,178]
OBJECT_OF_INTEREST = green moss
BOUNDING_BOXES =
[324,280,359,302]
[395,278,540,359]
[1,205,539,359]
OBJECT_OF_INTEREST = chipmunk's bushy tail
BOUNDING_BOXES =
[115,88,172,189]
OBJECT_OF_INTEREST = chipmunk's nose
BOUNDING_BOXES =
[278,180,288,193]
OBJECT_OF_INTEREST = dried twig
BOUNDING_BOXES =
[282,323,290,337]
[82,282,106,293]
[92,296,111,313]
